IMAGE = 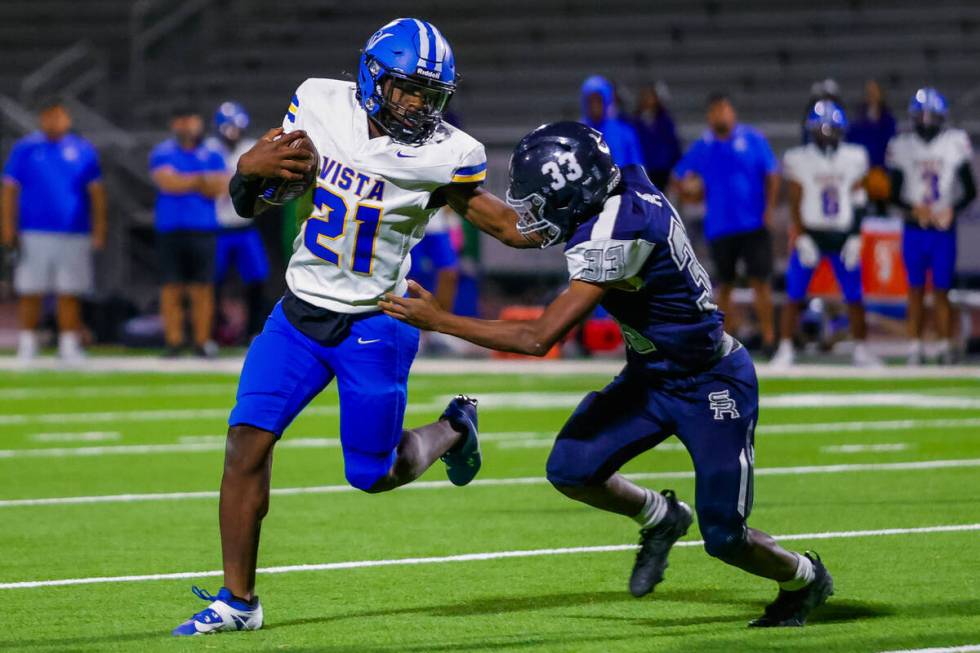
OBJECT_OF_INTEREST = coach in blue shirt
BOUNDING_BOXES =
[672,93,780,351]
[1,99,106,362]
[149,107,226,358]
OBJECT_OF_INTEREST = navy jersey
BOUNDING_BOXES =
[564,165,725,375]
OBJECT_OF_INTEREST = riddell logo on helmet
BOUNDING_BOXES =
[415,67,440,79]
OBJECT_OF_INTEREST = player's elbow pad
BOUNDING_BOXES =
[229,173,265,218]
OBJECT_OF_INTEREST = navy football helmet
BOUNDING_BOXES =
[357,18,456,145]
[909,87,948,141]
[507,121,621,248]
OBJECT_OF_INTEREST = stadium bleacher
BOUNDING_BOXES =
[2,0,980,294]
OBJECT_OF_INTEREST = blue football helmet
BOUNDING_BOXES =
[909,87,948,140]
[214,101,249,140]
[806,99,847,149]
[357,18,456,145]
[507,121,621,248]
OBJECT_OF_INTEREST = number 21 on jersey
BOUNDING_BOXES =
[305,185,382,275]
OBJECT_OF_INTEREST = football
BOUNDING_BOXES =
[257,134,319,206]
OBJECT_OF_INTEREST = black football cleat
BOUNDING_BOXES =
[440,395,481,486]
[629,490,693,597]
[749,552,834,627]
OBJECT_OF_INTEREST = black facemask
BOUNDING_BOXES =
[370,74,453,145]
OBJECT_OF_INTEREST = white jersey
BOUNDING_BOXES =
[211,137,257,229]
[782,143,868,233]
[282,78,486,313]
[886,128,973,209]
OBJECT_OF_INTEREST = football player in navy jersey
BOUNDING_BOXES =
[382,122,833,627]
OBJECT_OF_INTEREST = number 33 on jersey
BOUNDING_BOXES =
[283,78,487,314]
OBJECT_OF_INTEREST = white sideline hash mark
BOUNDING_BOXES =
[2,458,979,508]
[28,431,121,443]
[1,523,977,590]
[821,443,911,454]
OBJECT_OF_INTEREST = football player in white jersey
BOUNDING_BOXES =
[887,88,976,365]
[211,101,271,342]
[772,100,882,368]
[174,18,534,636]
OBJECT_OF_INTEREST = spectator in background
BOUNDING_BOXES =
[580,75,643,166]
[211,101,270,343]
[847,80,897,212]
[410,207,459,312]
[150,107,226,358]
[632,84,681,188]
[672,93,780,352]
[1,99,106,362]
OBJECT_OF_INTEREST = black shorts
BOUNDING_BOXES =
[157,230,217,284]
[708,228,773,284]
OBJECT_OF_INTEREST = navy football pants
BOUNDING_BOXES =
[546,346,758,558]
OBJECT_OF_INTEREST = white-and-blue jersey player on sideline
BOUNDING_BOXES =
[382,122,834,628]
[886,88,977,365]
[772,100,882,368]
[210,101,272,341]
[173,18,536,636]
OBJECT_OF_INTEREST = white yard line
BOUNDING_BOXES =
[2,414,978,458]
[880,646,980,653]
[3,391,980,427]
[759,417,980,435]
[1,522,977,590]
[0,383,234,401]
[2,355,980,378]
[2,457,978,508]
[763,393,980,410]
[820,443,911,453]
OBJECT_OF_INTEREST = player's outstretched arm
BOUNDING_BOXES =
[380,279,605,356]
[443,185,540,249]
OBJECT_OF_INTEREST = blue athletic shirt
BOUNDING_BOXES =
[564,166,725,376]
[2,132,101,234]
[149,137,226,232]
[672,124,777,241]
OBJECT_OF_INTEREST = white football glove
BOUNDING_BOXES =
[842,234,862,271]
[795,233,820,269]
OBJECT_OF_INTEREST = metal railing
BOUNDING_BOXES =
[20,41,108,111]
[129,0,217,105]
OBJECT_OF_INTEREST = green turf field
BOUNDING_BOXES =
[1,367,979,652]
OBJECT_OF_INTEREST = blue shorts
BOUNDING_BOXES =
[547,346,758,555]
[903,223,956,290]
[215,228,270,285]
[785,249,862,303]
[229,302,420,490]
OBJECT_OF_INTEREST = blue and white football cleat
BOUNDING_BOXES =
[172,586,263,636]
